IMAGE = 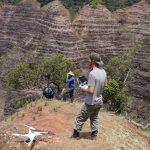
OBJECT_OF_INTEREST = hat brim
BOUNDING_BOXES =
[68,71,74,76]
[96,61,104,66]
[69,73,74,76]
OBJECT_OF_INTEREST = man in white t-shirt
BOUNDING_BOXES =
[71,52,107,140]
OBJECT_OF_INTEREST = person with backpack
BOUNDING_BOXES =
[59,71,75,103]
[71,52,107,140]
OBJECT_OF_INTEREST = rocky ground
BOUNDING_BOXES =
[0,99,149,150]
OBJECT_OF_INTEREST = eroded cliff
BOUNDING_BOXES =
[114,1,150,123]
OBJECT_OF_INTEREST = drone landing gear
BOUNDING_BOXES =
[25,138,36,143]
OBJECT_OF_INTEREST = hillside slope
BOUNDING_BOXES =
[0,99,150,150]
[114,0,150,123]
[0,0,149,126]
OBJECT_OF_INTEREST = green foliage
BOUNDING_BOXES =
[60,0,140,19]
[4,52,79,92]
[37,0,53,7]
[103,79,121,102]
[90,0,103,8]
[103,79,128,113]
[61,0,90,20]
[146,0,150,4]
[0,0,21,4]
[103,0,141,11]
[0,0,143,18]
[105,50,131,82]
[39,53,79,91]
[16,97,28,109]
[6,62,39,89]
[105,32,140,82]
[104,31,140,113]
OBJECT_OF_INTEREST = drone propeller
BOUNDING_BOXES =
[24,124,35,130]
[13,133,28,140]
[13,133,21,136]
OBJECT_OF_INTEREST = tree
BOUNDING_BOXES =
[146,0,150,4]
[37,0,53,7]
[39,53,78,92]
[103,78,128,113]
[103,32,140,113]
[4,52,79,93]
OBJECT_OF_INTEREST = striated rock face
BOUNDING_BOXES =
[0,0,149,123]
[0,0,88,68]
[72,4,131,63]
[114,1,150,123]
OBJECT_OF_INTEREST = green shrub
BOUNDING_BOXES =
[90,0,103,8]
[37,0,53,7]
[5,62,39,89]
[105,50,131,82]
[103,79,121,103]
[16,97,28,109]
[4,52,79,93]
[146,0,150,4]
[103,79,128,113]
[60,0,141,19]
[61,0,90,20]
[0,0,21,4]
[103,0,141,11]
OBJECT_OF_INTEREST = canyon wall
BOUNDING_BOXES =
[114,1,150,123]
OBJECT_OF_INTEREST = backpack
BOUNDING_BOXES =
[43,86,54,99]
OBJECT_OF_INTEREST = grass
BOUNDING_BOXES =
[0,99,150,150]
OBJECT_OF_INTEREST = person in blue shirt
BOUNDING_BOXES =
[60,71,75,102]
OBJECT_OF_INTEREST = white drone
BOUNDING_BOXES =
[13,124,50,146]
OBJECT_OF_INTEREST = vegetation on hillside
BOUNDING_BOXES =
[0,0,21,4]
[2,50,79,92]
[146,0,150,4]
[37,0,53,7]
[60,0,141,20]
[103,31,140,113]
[1,0,147,20]
[102,0,141,11]
[46,0,149,20]
[103,49,131,113]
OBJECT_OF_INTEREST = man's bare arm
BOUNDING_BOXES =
[104,79,108,87]
[80,86,95,94]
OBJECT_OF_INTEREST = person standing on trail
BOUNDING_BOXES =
[59,71,75,103]
[71,52,107,140]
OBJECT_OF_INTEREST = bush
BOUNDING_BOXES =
[37,0,53,7]
[5,62,39,89]
[146,0,150,4]
[16,97,28,109]
[61,0,90,20]
[105,50,131,82]
[90,0,103,8]
[60,0,141,19]
[103,79,128,113]
[103,0,141,11]
[4,52,79,93]
[0,0,21,4]
[39,53,79,92]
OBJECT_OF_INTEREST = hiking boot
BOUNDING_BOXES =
[71,129,80,139]
[91,130,98,140]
